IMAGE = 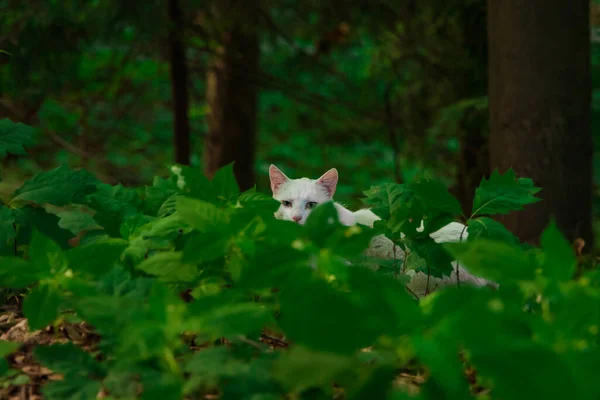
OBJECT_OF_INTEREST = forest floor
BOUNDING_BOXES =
[0,301,487,399]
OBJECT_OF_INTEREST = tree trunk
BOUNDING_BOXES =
[488,0,593,245]
[168,0,191,165]
[456,0,489,215]
[204,2,259,191]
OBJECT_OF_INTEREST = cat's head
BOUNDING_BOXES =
[269,164,338,225]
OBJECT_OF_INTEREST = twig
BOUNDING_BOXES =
[405,285,420,301]
[457,224,468,287]
[261,333,289,347]
[236,335,265,350]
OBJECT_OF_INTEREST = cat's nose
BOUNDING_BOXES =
[292,215,302,222]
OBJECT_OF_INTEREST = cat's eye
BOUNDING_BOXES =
[282,200,292,207]
[306,202,318,209]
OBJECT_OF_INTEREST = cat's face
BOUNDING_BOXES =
[269,164,338,225]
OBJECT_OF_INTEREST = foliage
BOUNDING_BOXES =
[0,145,596,399]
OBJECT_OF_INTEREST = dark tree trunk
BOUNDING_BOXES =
[488,0,593,245]
[204,2,259,191]
[456,0,489,216]
[168,0,191,165]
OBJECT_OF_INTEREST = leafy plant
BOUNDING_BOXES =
[0,138,597,399]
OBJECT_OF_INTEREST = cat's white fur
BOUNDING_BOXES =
[269,164,497,296]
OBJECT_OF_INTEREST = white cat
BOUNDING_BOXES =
[268,164,497,296]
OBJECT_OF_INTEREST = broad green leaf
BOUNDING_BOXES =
[278,277,374,354]
[0,257,46,288]
[467,217,518,244]
[67,239,127,276]
[29,231,67,274]
[56,210,100,235]
[211,162,240,201]
[87,183,140,237]
[176,196,229,232]
[471,169,541,218]
[41,378,102,400]
[144,176,178,216]
[0,340,19,357]
[182,231,228,264]
[305,200,341,233]
[408,237,454,278]
[202,302,274,338]
[274,346,350,392]
[13,206,74,250]
[413,337,470,399]
[445,239,536,283]
[12,166,99,207]
[172,165,215,202]
[23,283,62,330]
[136,252,198,283]
[540,221,576,281]
[0,206,15,244]
[470,342,579,400]
[0,119,36,159]
[409,179,462,216]
[185,347,274,394]
[360,183,404,220]
[34,342,105,377]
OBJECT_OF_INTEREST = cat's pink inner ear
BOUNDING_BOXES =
[269,164,289,193]
[317,168,338,197]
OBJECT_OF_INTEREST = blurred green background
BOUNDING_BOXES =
[0,0,597,214]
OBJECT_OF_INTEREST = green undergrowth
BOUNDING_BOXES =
[0,119,599,400]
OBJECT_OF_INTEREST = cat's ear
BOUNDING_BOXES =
[269,164,289,193]
[317,168,338,197]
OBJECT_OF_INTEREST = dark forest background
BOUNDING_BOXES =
[1,0,597,247]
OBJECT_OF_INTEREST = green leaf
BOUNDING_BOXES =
[278,277,374,354]
[274,346,350,392]
[136,252,198,283]
[304,201,343,247]
[56,210,100,235]
[0,119,36,159]
[67,239,127,276]
[34,342,104,377]
[471,169,541,218]
[444,239,536,283]
[409,179,462,216]
[41,378,102,400]
[0,206,16,244]
[211,163,240,201]
[470,342,579,400]
[540,220,576,281]
[467,217,518,244]
[176,196,229,233]
[182,232,228,264]
[189,294,274,338]
[0,340,19,358]
[12,165,99,207]
[23,283,62,330]
[29,231,67,274]
[408,237,454,278]
[172,165,215,202]
[87,183,140,237]
[14,206,74,250]
[360,183,404,220]
[0,257,46,288]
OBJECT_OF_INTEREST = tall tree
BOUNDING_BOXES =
[168,0,191,165]
[204,1,259,191]
[488,0,593,245]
